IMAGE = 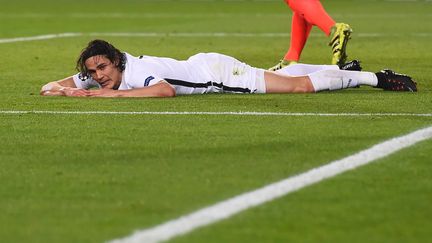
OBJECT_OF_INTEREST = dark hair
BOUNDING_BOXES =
[76,39,126,77]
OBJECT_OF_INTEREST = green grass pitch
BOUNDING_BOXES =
[0,0,432,242]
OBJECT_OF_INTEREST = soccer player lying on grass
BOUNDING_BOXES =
[40,39,417,97]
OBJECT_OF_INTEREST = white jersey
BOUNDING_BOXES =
[73,52,266,95]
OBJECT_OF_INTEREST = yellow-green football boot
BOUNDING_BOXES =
[329,23,352,66]
[268,60,297,71]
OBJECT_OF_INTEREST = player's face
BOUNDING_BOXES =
[85,55,122,89]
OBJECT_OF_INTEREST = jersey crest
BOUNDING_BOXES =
[78,73,89,81]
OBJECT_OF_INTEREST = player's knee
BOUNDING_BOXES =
[164,85,176,97]
[293,85,314,93]
[293,77,315,93]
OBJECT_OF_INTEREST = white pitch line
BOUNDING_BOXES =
[1,110,432,117]
[0,13,291,19]
[1,31,432,44]
[108,125,432,243]
[89,32,432,38]
[0,33,81,44]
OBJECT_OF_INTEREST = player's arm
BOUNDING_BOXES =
[40,76,90,97]
[87,80,176,98]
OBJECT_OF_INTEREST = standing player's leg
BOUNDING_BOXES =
[269,12,312,71]
[288,0,352,66]
[288,0,335,36]
[285,13,313,63]
[270,0,352,68]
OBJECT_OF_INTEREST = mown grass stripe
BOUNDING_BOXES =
[109,125,432,243]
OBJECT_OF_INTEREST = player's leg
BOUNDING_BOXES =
[285,13,313,62]
[308,69,417,92]
[288,0,352,66]
[264,69,376,93]
[276,60,362,77]
[308,69,377,91]
[269,12,312,71]
[287,0,335,35]
[264,69,417,93]
[276,63,339,76]
[264,71,315,93]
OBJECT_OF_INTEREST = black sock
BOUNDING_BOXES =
[374,71,385,88]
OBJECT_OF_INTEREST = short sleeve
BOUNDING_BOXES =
[126,73,164,89]
[121,53,167,89]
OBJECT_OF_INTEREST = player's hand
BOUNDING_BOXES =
[61,87,91,97]
[87,89,119,97]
